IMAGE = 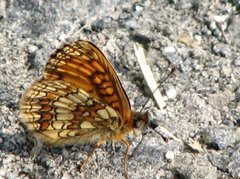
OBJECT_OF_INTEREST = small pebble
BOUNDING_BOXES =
[61,172,71,179]
[213,15,228,27]
[213,44,231,57]
[134,4,143,12]
[163,46,176,54]
[28,45,38,53]
[166,87,177,100]
[234,57,240,66]
[165,151,174,161]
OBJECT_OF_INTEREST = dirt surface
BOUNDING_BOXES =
[0,0,240,179]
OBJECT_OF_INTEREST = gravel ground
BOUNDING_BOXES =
[0,0,240,179]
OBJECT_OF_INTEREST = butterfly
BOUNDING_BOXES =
[19,40,149,178]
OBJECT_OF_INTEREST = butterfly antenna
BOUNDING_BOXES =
[132,45,177,158]
[139,68,176,114]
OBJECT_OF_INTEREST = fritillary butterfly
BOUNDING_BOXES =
[19,40,149,178]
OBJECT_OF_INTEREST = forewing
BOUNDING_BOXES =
[20,80,121,146]
[43,40,132,124]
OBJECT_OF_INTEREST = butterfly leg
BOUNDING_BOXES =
[121,139,130,179]
[79,140,104,172]
[129,131,147,159]
[30,139,43,160]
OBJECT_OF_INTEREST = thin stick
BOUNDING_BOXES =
[153,125,182,143]
[134,44,166,110]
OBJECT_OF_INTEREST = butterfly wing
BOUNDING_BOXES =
[44,41,132,124]
[20,80,124,146]
[20,40,133,145]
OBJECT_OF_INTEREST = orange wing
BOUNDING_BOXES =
[43,40,132,125]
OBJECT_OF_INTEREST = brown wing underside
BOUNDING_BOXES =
[20,80,122,145]
[43,40,132,124]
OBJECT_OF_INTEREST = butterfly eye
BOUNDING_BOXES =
[134,120,145,129]
[133,111,149,129]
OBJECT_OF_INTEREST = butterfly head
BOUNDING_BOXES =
[132,111,149,130]
[133,111,159,131]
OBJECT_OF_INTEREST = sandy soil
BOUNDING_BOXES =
[0,0,240,178]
